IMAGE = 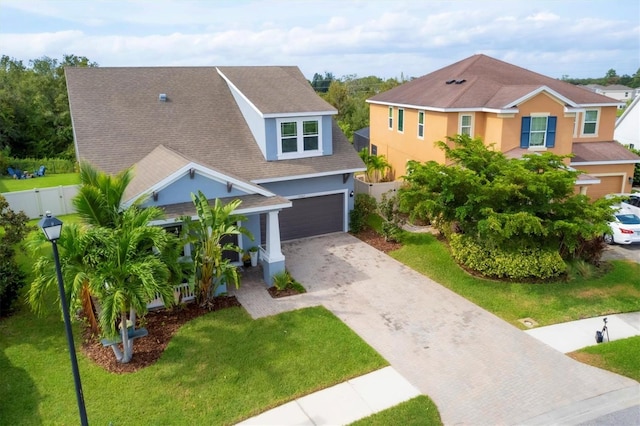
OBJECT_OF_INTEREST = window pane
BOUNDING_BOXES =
[531,117,547,131]
[398,109,404,131]
[303,120,318,135]
[282,137,297,153]
[585,110,598,121]
[281,122,297,137]
[418,112,424,124]
[303,136,318,151]
[461,115,471,126]
[583,123,596,134]
[530,133,545,146]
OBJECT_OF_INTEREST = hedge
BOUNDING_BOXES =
[449,233,565,280]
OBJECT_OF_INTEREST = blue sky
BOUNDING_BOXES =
[0,0,638,80]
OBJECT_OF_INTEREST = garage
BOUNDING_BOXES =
[589,175,625,199]
[262,193,345,241]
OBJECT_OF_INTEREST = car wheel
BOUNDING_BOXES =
[603,234,614,245]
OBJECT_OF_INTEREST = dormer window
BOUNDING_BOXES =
[277,117,322,159]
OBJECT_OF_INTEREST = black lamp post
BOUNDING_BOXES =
[39,212,88,426]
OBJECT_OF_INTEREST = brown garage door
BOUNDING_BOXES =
[262,194,344,241]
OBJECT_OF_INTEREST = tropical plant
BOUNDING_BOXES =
[359,148,391,183]
[180,191,252,305]
[72,161,134,228]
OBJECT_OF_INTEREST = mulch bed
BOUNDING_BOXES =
[351,227,403,253]
[80,228,396,373]
[81,296,240,374]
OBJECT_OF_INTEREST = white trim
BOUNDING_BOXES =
[123,162,276,207]
[368,99,520,114]
[575,178,601,185]
[459,112,474,136]
[571,160,640,166]
[251,167,366,184]
[417,110,425,139]
[286,189,349,233]
[148,200,293,226]
[276,117,323,160]
[264,111,336,118]
[580,108,600,137]
[506,86,579,109]
[216,68,264,118]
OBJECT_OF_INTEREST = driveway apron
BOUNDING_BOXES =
[267,233,638,425]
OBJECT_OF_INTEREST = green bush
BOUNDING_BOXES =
[449,233,565,280]
[350,193,377,233]
[0,251,26,317]
[4,157,76,175]
[271,270,305,293]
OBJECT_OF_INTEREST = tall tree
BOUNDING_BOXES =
[180,191,252,306]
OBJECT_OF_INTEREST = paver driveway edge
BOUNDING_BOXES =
[237,233,639,425]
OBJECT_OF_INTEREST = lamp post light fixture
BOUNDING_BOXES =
[39,212,88,426]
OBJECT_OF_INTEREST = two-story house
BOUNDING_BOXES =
[367,54,639,198]
[65,66,365,284]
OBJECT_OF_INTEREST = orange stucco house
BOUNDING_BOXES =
[367,54,639,199]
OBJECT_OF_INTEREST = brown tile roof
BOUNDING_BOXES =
[571,142,640,164]
[66,66,363,184]
[368,54,620,110]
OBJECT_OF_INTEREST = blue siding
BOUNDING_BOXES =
[261,173,355,211]
[142,173,252,208]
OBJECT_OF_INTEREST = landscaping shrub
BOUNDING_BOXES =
[271,270,305,292]
[449,233,565,280]
[378,193,405,242]
[350,193,377,233]
[0,250,26,317]
[5,157,76,175]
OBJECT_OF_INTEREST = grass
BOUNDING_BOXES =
[0,173,79,193]
[569,336,640,382]
[389,232,640,328]
[350,396,442,426]
[0,301,387,425]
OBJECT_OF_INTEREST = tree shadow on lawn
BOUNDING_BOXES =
[0,349,43,425]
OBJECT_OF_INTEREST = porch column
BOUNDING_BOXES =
[264,210,284,262]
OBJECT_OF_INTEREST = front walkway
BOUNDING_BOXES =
[232,233,639,425]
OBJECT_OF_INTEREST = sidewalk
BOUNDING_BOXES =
[525,312,640,353]
[237,366,420,426]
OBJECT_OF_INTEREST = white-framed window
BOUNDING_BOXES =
[388,106,393,130]
[459,114,473,136]
[397,108,404,133]
[520,115,556,149]
[529,117,547,147]
[277,117,322,159]
[417,111,425,139]
[582,109,599,136]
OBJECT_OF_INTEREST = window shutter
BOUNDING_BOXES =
[546,116,557,147]
[520,117,530,148]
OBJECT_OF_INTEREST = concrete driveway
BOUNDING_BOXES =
[602,243,640,263]
[266,233,638,425]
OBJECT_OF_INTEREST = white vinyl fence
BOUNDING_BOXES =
[1,185,79,219]
[353,176,402,202]
[147,281,196,309]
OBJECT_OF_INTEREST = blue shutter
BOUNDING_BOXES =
[520,117,530,148]
[546,116,556,148]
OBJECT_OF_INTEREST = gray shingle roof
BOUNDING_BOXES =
[65,66,363,184]
[368,54,620,110]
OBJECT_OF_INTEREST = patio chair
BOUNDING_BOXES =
[7,167,16,178]
[35,165,46,177]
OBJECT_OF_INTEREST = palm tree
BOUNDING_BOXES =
[28,223,100,333]
[72,161,134,228]
[180,191,252,305]
[88,206,178,363]
[359,148,391,183]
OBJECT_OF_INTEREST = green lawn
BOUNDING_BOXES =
[350,396,442,426]
[390,232,640,328]
[0,173,79,193]
[0,302,387,425]
[570,336,640,382]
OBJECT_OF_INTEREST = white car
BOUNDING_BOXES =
[604,213,640,245]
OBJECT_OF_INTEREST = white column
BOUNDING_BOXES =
[265,210,285,262]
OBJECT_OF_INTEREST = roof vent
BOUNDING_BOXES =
[159,93,167,102]
[445,79,456,84]
[454,79,467,84]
